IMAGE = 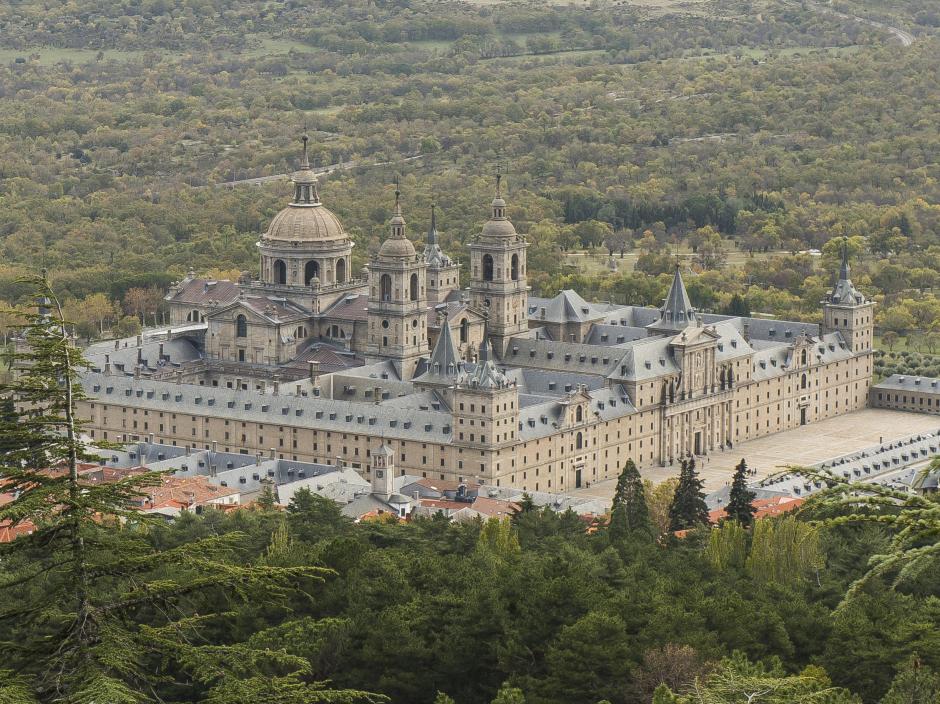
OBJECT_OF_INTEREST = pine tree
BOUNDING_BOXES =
[609,458,653,540]
[725,458,757,527]
[0,275,383,704]
[881,655,940,704]
[668,458,709,531]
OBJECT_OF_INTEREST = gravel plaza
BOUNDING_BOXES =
[571,408,940,499]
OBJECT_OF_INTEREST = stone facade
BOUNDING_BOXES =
[87,157,875,494]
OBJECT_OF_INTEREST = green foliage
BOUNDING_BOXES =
[669,458,709,532]
[705,520,749,570]
[725,459,757,527]
[609,458,653,542]
[674,652,859,703]
[491,682,526,704]
[745,516,824,586]
[880,655,940,704]
[0,278,378,704]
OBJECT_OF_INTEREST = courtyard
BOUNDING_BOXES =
[572,408,940,499]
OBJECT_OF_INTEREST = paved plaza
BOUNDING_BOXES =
[572,409,940,500]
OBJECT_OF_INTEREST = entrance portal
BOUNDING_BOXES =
[694,431,702,456]
[575,468,582,489]
[800,407,807,425]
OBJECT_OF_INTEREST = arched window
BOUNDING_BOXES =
[576,432,583,450]
[482,254,494,282]
[273,259,287,285]
[410,273,419,301]
[460,317,469,344]
[187,309,200,323]
[305,261,319,285]
[576,406,583,423]
[511,253,519,281]
[801,349,807,366]
[801,373,807,390]
[380,274,392,302]
[235,314,247,338]
[336,259,346,283]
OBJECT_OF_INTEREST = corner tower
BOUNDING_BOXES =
[366,187,429,380]
[822,238,874,353]
[469,169,528,355]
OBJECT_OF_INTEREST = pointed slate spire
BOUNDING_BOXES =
[654,264,696,331]
[828,237,867,305]
[839,236,850,281]
[426,315,460,379]
[428,203,438,245]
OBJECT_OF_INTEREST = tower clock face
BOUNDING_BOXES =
[375,470,383,478]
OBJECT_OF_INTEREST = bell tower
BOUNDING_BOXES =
[366,186,428,380]
[469,168,529,355]
[822,238,874,354]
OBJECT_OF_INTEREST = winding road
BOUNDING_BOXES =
[799,0,914,47]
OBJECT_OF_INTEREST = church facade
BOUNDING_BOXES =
[77,140,875,492]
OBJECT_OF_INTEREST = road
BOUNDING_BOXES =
[798,0,914,47]
[217,153,425,188]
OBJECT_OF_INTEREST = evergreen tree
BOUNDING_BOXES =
[668,458,709,531]
[881,655,940,704]
[725,458,757,527]
[0,276,381,704]
[609,458,653,540]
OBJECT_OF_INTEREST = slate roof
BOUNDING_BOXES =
[649,266,696,332]
[166,278,240,307]
[322,293,370,322]
[873,374,940,395]
[82,372,455,443]
[84,335,203,375]
[526,290,615,324]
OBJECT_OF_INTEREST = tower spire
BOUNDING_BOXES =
[291,131,320,205]
[428,203,438,245]
[491,163,507,220]
[839,236,850,281]
[389,177,405,239]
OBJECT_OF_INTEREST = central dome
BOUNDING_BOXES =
[264,203,347,243]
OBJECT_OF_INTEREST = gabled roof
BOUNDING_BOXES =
[208,294,309,325]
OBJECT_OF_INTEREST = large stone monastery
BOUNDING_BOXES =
[77,139,875,492]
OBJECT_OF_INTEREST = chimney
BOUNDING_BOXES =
[210,464,217,477]
[272,377,280,396]
[235,377,242,391]
[104,353,111,375]
[374,386,383,404]
[269,447,276,460]
[335,456,343,470]
[148,432,154,445]
[295,384,302,396]
[211,440,217,454]
[255,451,263,465]
[742,322,750,343]
[114,339,120,350]
[176,370,182,385]
[185,444,191,455]
[137,347,143,364]
[308,360,320,381]
[259,380,266,395]
[158,342,165,361]
[134,364,141,379]
[136,334,142,348]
